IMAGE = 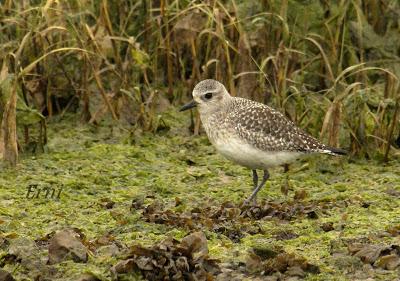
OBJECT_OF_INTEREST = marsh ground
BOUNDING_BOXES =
[0,113,399,280]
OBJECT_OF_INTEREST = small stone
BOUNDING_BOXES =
[130,197,144,210]
[386,225,400,237]
[374,254,400,270]
[294,189,307,200]
[48,229,88,264]
[76,273,100,281]
[0,270,15,281]
[111,259,136,274]
[96,244,120,257]
[246,252,262,273]
[273,230,299,240]
[180,231,208,261]
[284,277,301,281]
[306,210,318,219]
[252,245,279,259]
[361,202,370,208]
[354,244,388,264]
[99,198,115,209]
[286,266,305,277]
[105,201,115,209]
[8,237,46,271]
[321,222,334,232]
[332,253,363,270]
[135,256,153,270]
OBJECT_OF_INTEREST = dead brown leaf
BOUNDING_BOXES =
[111,231,220,280]
[349,242,400,270]
[246,247,320,277]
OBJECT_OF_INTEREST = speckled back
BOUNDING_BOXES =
[220,97,329,153]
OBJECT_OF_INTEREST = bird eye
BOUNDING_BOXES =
[204,93,213,100]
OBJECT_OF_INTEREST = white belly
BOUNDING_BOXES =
[213,137,303,170]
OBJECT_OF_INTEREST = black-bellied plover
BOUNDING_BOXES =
[180,79,346,204]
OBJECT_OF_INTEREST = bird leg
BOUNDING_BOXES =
[252,169,258,190]
[244,169,270,205]
[250,170,258,203]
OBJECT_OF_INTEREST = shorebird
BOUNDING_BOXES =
[180,79,346,204]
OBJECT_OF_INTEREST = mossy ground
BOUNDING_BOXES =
[0,112,399,280]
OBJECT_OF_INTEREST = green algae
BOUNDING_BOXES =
[0,112,399,280]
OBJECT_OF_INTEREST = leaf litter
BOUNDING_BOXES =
[133,196,343,243]
[110,231,320,281]
[111,231,220,281]
[348,243,400,270]
[245,246,320,278]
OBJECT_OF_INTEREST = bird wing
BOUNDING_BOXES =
[227,98,328,153]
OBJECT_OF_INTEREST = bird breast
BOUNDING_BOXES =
[212,135,302,169]
[201,115,302,169]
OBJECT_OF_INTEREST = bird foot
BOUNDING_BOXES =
[241,196,257,207]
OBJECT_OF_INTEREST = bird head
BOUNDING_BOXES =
[179,79,230,114]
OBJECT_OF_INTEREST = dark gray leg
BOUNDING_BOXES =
[252,170,258,190]
[244,170,270,204]
[251,170,259,203]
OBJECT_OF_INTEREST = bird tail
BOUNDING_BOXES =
[322,146,348,156]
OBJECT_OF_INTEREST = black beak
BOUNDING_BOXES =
[179,100,197,111]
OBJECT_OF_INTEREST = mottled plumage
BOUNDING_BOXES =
[180,79,346,203]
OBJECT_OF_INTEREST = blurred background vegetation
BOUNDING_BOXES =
[0,0,399,167]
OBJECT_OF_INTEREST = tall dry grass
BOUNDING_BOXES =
[0,0,399,166]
